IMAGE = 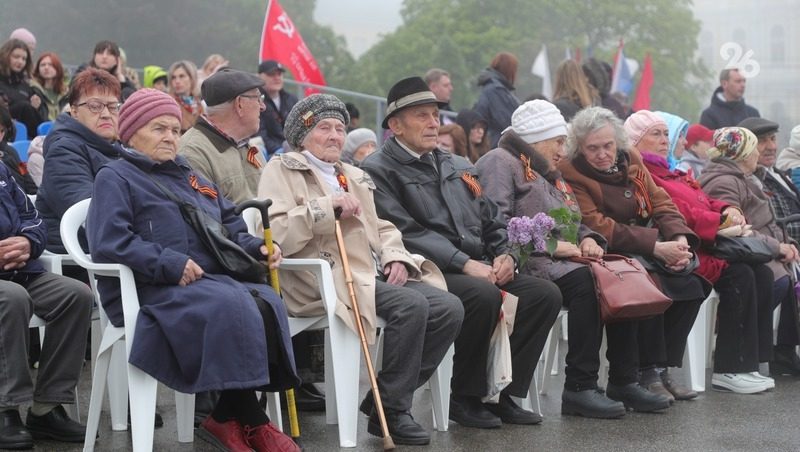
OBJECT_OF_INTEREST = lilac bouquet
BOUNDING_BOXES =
[507,208,581,267]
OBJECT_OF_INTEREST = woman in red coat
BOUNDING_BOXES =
[626,110,776,394]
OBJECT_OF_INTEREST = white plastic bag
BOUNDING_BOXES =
[482,291,519,403]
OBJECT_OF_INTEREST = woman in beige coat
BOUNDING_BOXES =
[258,94,463,446]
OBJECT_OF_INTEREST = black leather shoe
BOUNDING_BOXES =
[606,383,670,413]
[282,383,325,412]
[561,388,626,419]
[0,409,33,450]
[367,409,430,445]
[25,406,85,443]
[483,393,542,425]
[660,369,698,400]
[770,346,800,376]
[359,390,374,416]
[449,394,501,429]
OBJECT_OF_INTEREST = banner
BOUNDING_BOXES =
[610,40,633,96]
[632,54,653,112]
[531,45,552,100]
[259,0,326,94]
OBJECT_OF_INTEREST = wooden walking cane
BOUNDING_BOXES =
[235,199,301,442]
[334,217,396,450]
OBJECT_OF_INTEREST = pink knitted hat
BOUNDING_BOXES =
[118,88,182,144]
[624,110,667,147]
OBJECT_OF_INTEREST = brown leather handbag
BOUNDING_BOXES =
[571,254,672,323]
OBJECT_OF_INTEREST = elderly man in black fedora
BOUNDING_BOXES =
[740,117,800,375]
[360,77,561,429]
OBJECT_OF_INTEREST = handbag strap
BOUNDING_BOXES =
[569,254,633,266]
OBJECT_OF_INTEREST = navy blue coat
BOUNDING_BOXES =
[474,68,520,148]
[0,163,46,280]
[87,148,298,393]
[35,113,123,253]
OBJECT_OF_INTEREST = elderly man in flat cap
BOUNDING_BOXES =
[260,93,463,446]
[740,117,800,376]
[179,68,268,204]
[360,76,561,429]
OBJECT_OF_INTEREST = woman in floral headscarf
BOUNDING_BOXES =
[699,127,800,377]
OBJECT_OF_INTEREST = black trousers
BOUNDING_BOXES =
[639,298,705,368]
[714,263,773,372]
[773,275,799,347]
[555,267,638,390]
[444,273,561,398]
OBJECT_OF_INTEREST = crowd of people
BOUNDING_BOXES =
[2,25,800,451]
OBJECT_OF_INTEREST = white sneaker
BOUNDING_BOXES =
[749,372,775,390]
[711,373,769,394]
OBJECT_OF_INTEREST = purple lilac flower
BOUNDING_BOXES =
[507,216,535,245]
[531,212,556,252]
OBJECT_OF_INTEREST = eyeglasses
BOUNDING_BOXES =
[239,93,266,103]
[74,100,122,114]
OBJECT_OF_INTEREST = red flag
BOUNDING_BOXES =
[259,0,326,94]
[632,53,653,111]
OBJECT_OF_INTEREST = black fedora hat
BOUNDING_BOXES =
[382,76,446,129]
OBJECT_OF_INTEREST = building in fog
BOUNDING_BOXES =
[693,0,799,145]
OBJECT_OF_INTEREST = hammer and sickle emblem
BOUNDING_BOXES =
[273,13,295,38]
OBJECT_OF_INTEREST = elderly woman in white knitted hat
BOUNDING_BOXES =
[476,100,669,418]
[341,127,377,166]
[259,93,463,446]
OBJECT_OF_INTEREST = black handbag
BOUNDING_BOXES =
[711,235,776,264]
[149,176,268,284]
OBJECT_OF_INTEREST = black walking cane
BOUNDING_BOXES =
[234,199,301,442]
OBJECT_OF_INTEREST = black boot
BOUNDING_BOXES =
[606,383,671,413]
[770,345,800,376]
[562,388,626,419]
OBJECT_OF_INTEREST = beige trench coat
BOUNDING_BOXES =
[259,152,446,342]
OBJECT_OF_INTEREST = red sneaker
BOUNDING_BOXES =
[245,422,300,452]
[199,416,253,452]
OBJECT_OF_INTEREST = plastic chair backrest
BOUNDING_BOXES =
[37,121,53,136]
[12,140,31,162]
[12,120,27,141]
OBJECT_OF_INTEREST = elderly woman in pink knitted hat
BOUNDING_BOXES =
[628,112,780,395]
[478,100,659,419]
[86,88,301,452]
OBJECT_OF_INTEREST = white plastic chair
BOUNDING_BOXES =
[60,199,195,452]
[240,206,454,445]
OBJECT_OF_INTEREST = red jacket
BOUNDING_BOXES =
[643,154,728,283]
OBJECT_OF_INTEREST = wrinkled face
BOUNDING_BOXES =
[757,132,778,168]
[129,115,182,163]
[580,124,618,171]
[70,88,120,141]
[170,67,192,96]
[429,76,453,103]
[259,70,284,95]
[303,118,346,163]
[469,124,486,145]
[9,47,27,73]
[638,125,670,157]
[37,56,57,80]
[740,147,760,175]
[722,70,746,101]
[533,136,567,169]
[437,133,454,152]
[236,88,266,136]
[389,104,440,154]
[94,49,117,70]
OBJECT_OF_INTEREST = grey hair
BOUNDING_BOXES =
[204,99,234,117]
[567,106,630,159]
[424,68,450,85]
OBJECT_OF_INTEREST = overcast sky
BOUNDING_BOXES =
[314,0,403,57]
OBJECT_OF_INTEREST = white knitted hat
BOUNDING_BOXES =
[504,100,567,144]
[790,125,800,150]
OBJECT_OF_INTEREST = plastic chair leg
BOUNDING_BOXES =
[430,345,453,432]
[326,320,360,448]
[82,339,114,452]
[127,364,158,452]
[108,342,128,431]
[175,392,195,443]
